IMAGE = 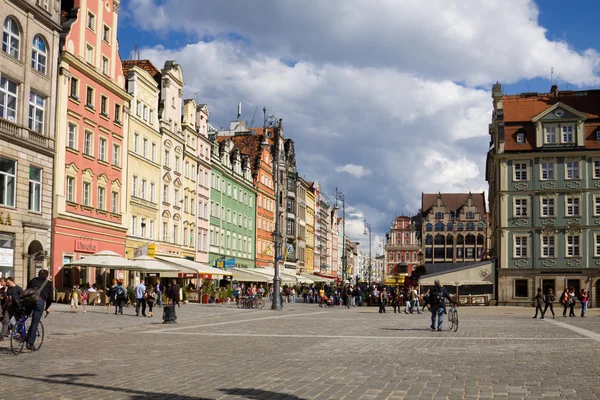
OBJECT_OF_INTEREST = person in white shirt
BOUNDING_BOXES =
[135,280,147,317]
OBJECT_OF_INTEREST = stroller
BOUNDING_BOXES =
[320,295,335,307]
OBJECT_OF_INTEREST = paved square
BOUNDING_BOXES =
[2,302,600,400]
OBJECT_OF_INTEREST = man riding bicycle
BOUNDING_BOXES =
[23,269,52,350]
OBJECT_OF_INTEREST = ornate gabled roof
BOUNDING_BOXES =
[421,192,486,215]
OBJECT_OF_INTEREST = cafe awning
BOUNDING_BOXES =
[231,268,269,283]
[156,256,233,278]
[302,273,331,283]
[250,267,298,284]
[418,261,495,286]
[132,256,181,278]
[64,250,142,270]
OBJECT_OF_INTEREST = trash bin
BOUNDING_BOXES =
[162,305,177,324]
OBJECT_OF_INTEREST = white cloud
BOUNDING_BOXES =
[335,164,372,179]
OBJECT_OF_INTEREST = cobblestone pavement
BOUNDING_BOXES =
[1,301,600,400]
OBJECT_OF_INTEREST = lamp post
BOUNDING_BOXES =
[333,188,345,282]
[364,220,371,287]
[263,107,283,310]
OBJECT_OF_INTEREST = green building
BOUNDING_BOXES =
[487,83,600,306]
[208,137,256,269]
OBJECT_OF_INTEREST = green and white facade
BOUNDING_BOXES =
[487,83,600,306]
[208,137,256,269]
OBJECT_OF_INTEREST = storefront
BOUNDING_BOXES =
[419,261,495,303]
[52,217,127,289]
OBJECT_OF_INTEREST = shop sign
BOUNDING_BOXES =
[148,244,156,258]
[179,272,197,278]
[146,273,160,277]
[0,233,15,267]
[224,258,236,269]
[74,238,98,253]
[198,274,212,279]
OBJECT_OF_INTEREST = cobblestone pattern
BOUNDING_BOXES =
[1,303,599,400]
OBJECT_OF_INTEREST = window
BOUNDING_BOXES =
[514,198,527,217]
[100,95,108,116]
[163,184,168,203]
[544,125,557,144]
[28,166,42,212]
[66,176,75,202]
[164,150,169,167]
[85,44,94,64]
[136,101,142,117]
[566,235,580,257]
[133,133,140,154]
[31,35,47,74]
[163,222,168,241]
[86,86,94,108]
[516,132,525,143]
[28,92,45,134]
[36,0,49,11]
[466,211,474,219]
[111,191,118,213]
[540,162,554,180]
[183,227,188,246]
[67,123,77,149]
[541,198,555,217]
[149,221,155,240]
[83,131,93,156]
[515,279,528,298]
[150,183,156,203]
[596,235,600,257]
[184,196,188,213]
[132,176,138,197]
[142,138,148,158]
[151,142,157,162]
[140,179,147,200]
[98,138,107,162]
[173,225,178,244]
[112,144,120,167]
[541,235,555,257]
[97,187,105,210]
[174,189,179,204]
[0,76,17,122]
[562,125,574,143]
[185,161,189,178]
[514,163,527,181]
[70,77,79,99]
[286,220,295,236]
[82,182,91,206]
[565,161,579,179]
[140,218,147,238]
[597,130,600,141]
[114,104,121,123]
[566,197,580,216]
[103,25,110,42]
[435,212,443,219]
[514,236,527,257]
[2,17,20,59]
[175,156,180,173]
[87,12,95,30]
[131,216,137,236]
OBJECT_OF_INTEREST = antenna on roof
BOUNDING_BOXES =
[130,43,141,60]
[550,67,554,85]
[250,106,257,127]
[237,102,242,121]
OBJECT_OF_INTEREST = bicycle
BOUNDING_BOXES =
[10,311,45,354]
[448,301,458,332]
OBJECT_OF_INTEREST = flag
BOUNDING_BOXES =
[283,245,288,262]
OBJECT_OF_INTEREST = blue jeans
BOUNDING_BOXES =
[156,291,162,306]
[581,301,588,316]
[431,306,444,330]
[27,299,45,346]
[117,298,124,314]
[413,299,421,313]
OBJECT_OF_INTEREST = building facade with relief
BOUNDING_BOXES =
[486,84,600,306]
[296,177,309,273]
[330,206,339,276]
[121,60,160,259]
[384,214,420,285]
[209,138,256,269]
[283,139,297,271]
[421,193,489,266]
[52,0,131,288]
[0,0,61,284]
[305,183,315,274]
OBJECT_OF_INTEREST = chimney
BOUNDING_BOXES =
[551,84,558,97]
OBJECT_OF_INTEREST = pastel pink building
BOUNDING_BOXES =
[51,0,131,289]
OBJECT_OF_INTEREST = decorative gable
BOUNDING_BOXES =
[531,102,588,123]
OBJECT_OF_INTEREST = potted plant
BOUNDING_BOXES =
[182,289,188,304]
[201,279,214,304]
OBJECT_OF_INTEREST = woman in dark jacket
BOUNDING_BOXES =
[542,288,555,319]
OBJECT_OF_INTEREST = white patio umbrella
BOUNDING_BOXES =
[63,250,142,270]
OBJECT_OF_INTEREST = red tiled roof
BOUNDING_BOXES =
[218,135,267,177]
[122,60,161,84]
[502,92,600,123]
[504,125,535,151]
[422,193,486,215]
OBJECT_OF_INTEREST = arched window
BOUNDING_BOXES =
[425,223,432,231]
[447,222,453,231]
[477,234,484,245]
[477,223,484,231]
[31,35,46,74]
[435,222,444,231]
[434,234,445,245]
[3,17,20,59]
[446,235,454,245]
[466,222,475,231]
[457,234,464,245]
[457,223,463,231]
[466,234,476,245]
[425,234,433,245]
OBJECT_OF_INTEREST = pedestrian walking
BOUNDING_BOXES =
[427,280,453,331]
[105,279,116,314]
[22,269,52,350]
[155,280,162,307]
[532,287,544,319]
[560,288,569,317]
[81,287,88,313]
[580,289,588,317]
[542,288,555,319]
[146,286,156,318]
[379,287,387,313]
[114,280,126,315]
[411,286,422,314]
[404,288,412,314]
[392,288,400,313]
[168,279,181,308]
[344,284,352,309]
[70,285,80,313]
[135,280,147,317]
[0,277,23,340]
[568,286,576,317]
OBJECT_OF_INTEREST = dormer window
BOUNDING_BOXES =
[596,129,600,141]
[516,132,525,143]
[544,125,557,144]
[562,125,574,143]
[435,212,443,219]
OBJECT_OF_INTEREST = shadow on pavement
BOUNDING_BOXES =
[0,372,212,399]
[220,388,307,399]
[380,327,432,331]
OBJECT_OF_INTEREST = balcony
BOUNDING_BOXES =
[287,190,295,198]
[0,118,55,154]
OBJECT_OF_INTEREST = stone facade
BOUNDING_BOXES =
[296,177,308,272]
[384,215,420,285]
[305,185,315,274]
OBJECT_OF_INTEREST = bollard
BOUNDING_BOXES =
[162,305,177,324]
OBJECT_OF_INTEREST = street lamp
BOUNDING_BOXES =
[364,219,372,287]
[263,107,283,310]
[333,188,345,282]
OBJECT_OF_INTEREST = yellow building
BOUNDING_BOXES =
[122,61,162,259]
[306,183,315,274]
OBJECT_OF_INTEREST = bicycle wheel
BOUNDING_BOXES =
[256,298,265,309]
[452,310,458,332]
[10,322,25,355]
[237,298,244,309]
[27,319,44,350]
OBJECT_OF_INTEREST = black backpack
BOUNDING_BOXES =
[429,287,443,306]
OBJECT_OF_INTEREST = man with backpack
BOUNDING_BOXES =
[23,269,52,350]
[426,280,453,331]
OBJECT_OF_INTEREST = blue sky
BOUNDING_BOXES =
[117,0,600,248]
